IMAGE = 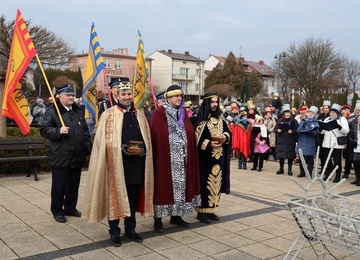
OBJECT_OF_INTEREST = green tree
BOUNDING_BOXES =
[204,51,245,97]
[248,71,262,97]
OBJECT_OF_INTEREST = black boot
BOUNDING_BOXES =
[243,161,247,170]
[333,172,341,183]
[154,217,164,233]
[351,169,360,184]
[288,159,293,176]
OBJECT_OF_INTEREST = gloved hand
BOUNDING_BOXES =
[337,124,342,130]
[139,146,146,157]
[121,144,131,156]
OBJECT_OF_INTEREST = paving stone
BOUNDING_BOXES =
[237,228,276,242]
[141,235,181,251]
[0,240,18,260]
[107,242,153,258]
[158,245,205,259]
[239,242,283,259]
[188,239,231,255]
[165,230,206,245]
[212,249,259,260]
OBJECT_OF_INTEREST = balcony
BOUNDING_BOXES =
[172,74,195,81]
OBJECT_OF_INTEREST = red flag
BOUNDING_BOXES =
[1,9,36,135]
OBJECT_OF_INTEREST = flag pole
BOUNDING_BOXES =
[35,54,65,127]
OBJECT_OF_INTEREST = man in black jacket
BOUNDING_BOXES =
[40,84,91,223]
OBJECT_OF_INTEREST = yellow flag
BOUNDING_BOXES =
[133,30,148,109]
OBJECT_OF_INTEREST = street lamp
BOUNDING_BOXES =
[274,52,286,95]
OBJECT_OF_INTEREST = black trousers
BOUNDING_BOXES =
[108,184,140,236]
[299,155,314,177]
[253,153,265,169]
[51,167,81,216]
[323,148,342,179]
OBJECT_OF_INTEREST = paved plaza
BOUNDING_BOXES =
[1,159,360,259]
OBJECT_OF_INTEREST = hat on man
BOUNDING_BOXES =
[341,104,350,111]
[255,115,264,123]
[116,81,132,90]
[184,101,192,108]
[264,106,272,113]
[57,84,75,95]
[239,111,247,119]
[36,98,44,104]
[299,106,308,112]
[330,103,342,115]
[281,104,291,114]
[230,103,238,110]
[307,106,318,115]
[164,85,184,98]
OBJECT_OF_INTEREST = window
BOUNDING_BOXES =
[195,83,199,91]
[105,59,111,68]
[179,67,188,76]
[195,69,201,76]
[180,83,188,92]
[115,60,122,69]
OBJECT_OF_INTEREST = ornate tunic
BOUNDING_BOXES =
[195,115,231,213]
[151,103,201,218]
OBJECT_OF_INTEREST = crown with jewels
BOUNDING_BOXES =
[331,103,341,112]
[323,100,331,106]
[281,104,291,113]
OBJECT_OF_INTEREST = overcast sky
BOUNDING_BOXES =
[3,0,360,67]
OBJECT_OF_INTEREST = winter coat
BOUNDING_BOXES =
[40,100,91,168]
[320,116,349,149]
[296,117,319,156]
[274,118,299,159]
[31,105,47,125]
[252,126,269,154]
[264,116,276,147]
[348,123,359,162]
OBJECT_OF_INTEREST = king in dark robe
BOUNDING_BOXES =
[194,92,232,224]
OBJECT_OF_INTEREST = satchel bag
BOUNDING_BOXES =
[331,130,347,145]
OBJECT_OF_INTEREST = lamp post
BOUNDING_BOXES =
[274,52,286,95]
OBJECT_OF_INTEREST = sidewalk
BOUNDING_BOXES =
[1,159,360,260]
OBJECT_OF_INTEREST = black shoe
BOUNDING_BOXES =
[288,172,293,176]
[238,165,243,169]
[276,169,284,175]
[65,210,81,217]
[154,219,164,233]
[110,235,122,247]
[250,168,257,171]
[297,174,305,178]
[243,167,247,170]
[196,213,211,224]
[126,231,143,243]
[350,179,360,184]
[356,181,360,186]
[257,168,262,172]
[333,178,341,183]
[54,215,67,223]
[170,216,190,227]
[342,174,349,179]
[207,213,220,221]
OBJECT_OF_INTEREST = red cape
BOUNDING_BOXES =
[230,123,252,159]
[150,106,200,205]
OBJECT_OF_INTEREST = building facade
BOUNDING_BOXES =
[68,48,152,98]
[148,49,204,102]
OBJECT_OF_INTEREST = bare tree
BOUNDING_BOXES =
[345,58,360,94]
[0,14,75,71]
[282,37,344,105]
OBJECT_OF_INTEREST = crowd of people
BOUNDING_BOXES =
[37,80,360,247]
[227,96,360,185]
[39,81,231,247]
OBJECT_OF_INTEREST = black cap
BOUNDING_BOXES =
[57,84,75,95]
[108,77,131,88]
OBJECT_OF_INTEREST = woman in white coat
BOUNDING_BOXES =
[319,103,349,182]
